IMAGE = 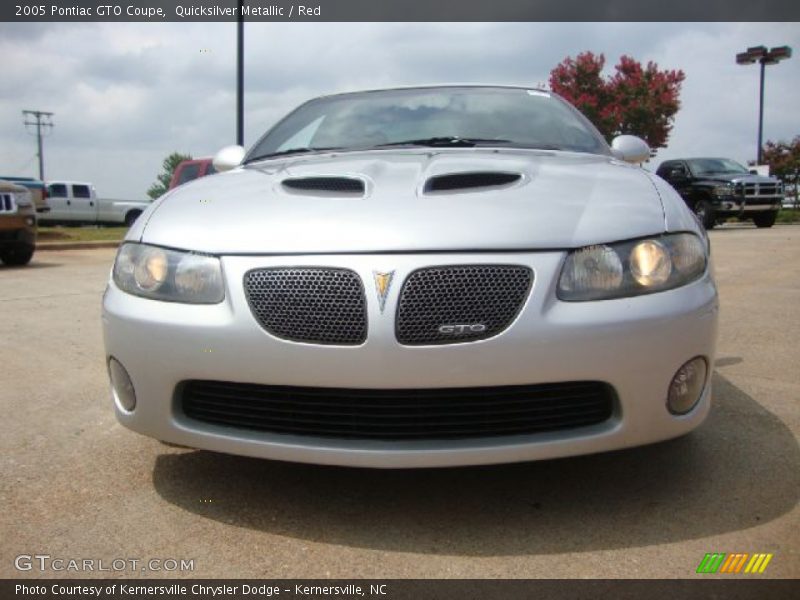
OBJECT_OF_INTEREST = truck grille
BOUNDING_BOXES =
[180,380,615,440]
[0,193,16,213]
[736,182,781,198]
[244,267,367,345]
[396,265,533,345]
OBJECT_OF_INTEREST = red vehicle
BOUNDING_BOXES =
[168,158,215,190]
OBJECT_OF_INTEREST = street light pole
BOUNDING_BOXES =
[736,45,792,165]
[757,60,765,164]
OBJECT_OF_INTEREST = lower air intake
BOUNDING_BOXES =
[180,380,615,441]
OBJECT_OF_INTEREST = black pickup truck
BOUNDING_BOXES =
[656,158,783,229]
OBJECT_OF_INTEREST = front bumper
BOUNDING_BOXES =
[102,251,719,468]
[715,197,781,214]
[0,215,36,248]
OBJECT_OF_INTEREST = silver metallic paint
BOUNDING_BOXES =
[137,149,668,254]
[103,124,719,467]
[103,249,718,468]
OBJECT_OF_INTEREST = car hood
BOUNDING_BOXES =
[697,172,779,185]
[139,149,667,254]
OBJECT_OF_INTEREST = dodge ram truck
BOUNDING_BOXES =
[656,157,783,229]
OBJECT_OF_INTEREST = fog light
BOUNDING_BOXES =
[667,357,708,415]
[108,357,136,412]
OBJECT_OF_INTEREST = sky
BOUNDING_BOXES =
[0,22,798,199]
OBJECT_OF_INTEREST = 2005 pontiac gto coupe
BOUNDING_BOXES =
[102,85,718,468]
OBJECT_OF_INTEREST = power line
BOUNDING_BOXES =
[22,110,54,181]
[13,153,38,174]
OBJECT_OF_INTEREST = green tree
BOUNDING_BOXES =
[147,152,192,199]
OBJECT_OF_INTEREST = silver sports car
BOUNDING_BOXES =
[102,85,718,468]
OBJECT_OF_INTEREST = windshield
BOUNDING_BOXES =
[688,158,749,175]
[246,87,610,162]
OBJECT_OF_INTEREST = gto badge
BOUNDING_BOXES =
[438,324,487,335]
[373,271,395,313]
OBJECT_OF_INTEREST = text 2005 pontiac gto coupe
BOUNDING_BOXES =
[102,85,718,468]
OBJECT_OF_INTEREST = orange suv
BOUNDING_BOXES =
[0,179,37,266]
[168,158,215,190]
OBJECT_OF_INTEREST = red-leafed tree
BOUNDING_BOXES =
[549,52,685,150]
[761,136,800,181]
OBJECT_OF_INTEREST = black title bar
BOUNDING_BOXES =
[3,579,800,600]
[3,0,800,22]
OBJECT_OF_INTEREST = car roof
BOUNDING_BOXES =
[315,84,552,100]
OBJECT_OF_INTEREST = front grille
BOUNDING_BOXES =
[0,193,16,213]
[244,268,367,345]
[396,265,533,345]
[425,171,521,193]
[736,182,780,197]
[180,380,615,440]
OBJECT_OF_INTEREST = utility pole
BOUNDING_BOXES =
[22,110,54,181]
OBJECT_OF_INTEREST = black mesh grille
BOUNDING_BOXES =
[396,265,532,345]
[425,172,521,193]
[282,177,365,195]
[244,268,367,345]
[180,380,615,440]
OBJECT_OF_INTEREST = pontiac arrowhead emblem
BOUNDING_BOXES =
[373,271,395,313]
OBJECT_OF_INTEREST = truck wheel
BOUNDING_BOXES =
[752,212,777,228]
[124,210,142,227]
[1,244,35,266]
[693,199,715,230]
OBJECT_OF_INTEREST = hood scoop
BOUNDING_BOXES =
[424,171,522,194]
[282,176,365,196]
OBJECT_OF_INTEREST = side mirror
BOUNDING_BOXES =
[212,145,246,173]
[669,167,686,179]
[611,135,650,164]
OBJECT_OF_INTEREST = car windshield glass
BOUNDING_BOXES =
[688,158,749,175]
[246,87,609,162]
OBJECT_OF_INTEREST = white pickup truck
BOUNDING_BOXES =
[40,181,152,226]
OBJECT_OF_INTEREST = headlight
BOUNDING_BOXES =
[14,190,33,208]
[558,233,707,301]
[113,243,224,303]
[712,184,734,198]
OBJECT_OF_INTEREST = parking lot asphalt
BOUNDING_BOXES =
[1,226,798,579]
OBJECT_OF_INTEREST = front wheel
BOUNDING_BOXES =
[124,210,142,227]
[752,212,777,228]
[693,199,715,230]
[1,244,35,266]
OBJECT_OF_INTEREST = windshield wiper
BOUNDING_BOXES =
[373,136,513,148]
[245,146,342,163]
